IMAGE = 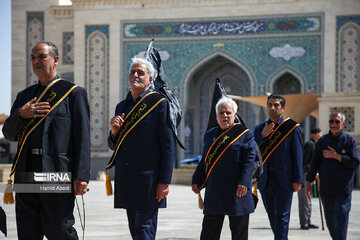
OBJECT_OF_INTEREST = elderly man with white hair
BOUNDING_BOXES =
[192,97,256,240]
[306,111,360,240]
[107,57,176,240]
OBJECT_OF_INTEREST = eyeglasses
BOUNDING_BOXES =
[329,119,341,124]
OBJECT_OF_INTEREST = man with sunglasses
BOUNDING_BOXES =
[306,111,360,240]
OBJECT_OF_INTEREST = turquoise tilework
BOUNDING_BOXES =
[27,11,44,24]
[123,36,321,100]
[122,14,323,157]
[63,32,74,65]
[122,14,323,101]
[26,12,44,86]
[336,16,360,31]
[85,25,109,39]
[124,15,321,38]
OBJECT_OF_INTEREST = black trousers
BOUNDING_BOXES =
[200,214,249,240]
[15,193,78,240]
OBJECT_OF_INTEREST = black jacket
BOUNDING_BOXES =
[2,81,91,183]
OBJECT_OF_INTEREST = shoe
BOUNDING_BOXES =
[300,225,309,230]
[308,224,319,229]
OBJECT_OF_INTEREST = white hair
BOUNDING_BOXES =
[215,97,238,114]
[329,111,346,122]
[130,57,155,79]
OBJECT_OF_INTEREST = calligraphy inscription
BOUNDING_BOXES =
[116,102,147,145]
[175,21,265,36]
[262,131,281,159]
[205,135,230,173]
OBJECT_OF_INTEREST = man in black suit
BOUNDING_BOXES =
[3,41,90,240]
[107,57,175,240]
[298,127,321,230]
[253,94,303,240]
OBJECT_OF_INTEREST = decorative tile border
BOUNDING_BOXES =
[85,25,110,152]
[86,25,109,39]
[26,12,44,86]
[336,16,360,92]
[336,16,360,32]
[63,32,74,64]
[124,15,321,38]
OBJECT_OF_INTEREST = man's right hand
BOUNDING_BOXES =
[192,184,200,194]
[305,181,313,199]
[18,97,50,119]
[110,113,125,136]
[261,122,275,138]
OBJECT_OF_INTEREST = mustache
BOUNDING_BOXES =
[130,78,140,82]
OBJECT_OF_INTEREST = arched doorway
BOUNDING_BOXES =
[270,71,316,140]
[273,72,301,94]
[184,56,254,157]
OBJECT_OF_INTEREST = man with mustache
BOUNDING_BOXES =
[107,57,175,240]
[192,97,256,240]
[254,94,303,240]
[306,112,359,240]
[2,41,90,239]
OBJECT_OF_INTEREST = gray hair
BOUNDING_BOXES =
[215,97,238,114]
[329,111,346,122]
[130,57,155,79]
[33,41,59,57]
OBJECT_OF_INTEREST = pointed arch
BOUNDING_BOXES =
[181,49,257,106]
[267,65,306,93]
[180,50,256,157]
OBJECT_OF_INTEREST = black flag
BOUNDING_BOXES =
[206,78,263,187]
[144,39,184,149]
[0,206,7,237]
[206,78,246,131]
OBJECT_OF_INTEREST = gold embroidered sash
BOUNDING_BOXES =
[198,123,249,189]
[10,79,77,176]
[260,117,299,165]
[106,92,166,170]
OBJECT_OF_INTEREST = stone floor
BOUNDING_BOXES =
[1,181,360,239]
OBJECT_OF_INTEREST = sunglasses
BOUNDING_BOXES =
[329,119,341,124]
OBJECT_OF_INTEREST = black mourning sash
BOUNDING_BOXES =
[197,123,249,190]
[260,117,299,165]
[10,79,77,176]
[106,92,166,170]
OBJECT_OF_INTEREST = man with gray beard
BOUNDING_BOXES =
[107,57,176,240]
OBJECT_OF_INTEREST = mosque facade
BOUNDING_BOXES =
[11,0,360,184]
